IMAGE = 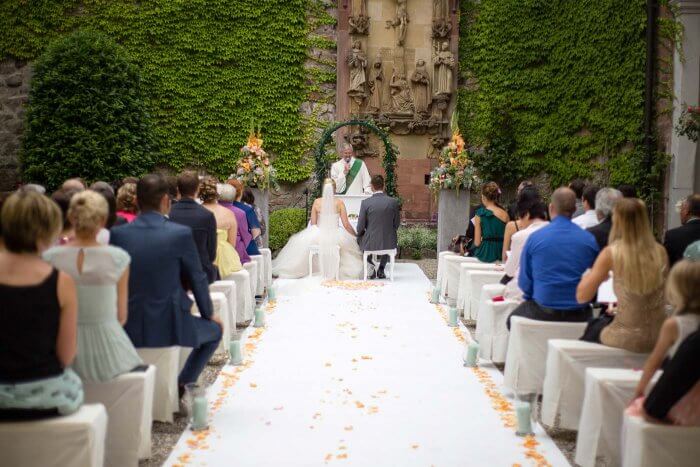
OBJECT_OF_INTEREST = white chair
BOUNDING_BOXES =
[503,317,587,396]
[223,269,254,323]
[362,249,397,281]
[242,261,258,302]
[83,366,156,466]
[621,412,700,467]
[308,245,341,280]
[190,291,230,353]
[259,247,273,289]
[443,255,481,301]
[136,347,180,423]
[436,251,457,296]
[0,403,108,467]
[210,280,238,332]
[462,269,504,321]
[249,254,265,296]
[474,284,519,363]
[541,339,649,430]
[455,262,500,310]
[575,368,660,467]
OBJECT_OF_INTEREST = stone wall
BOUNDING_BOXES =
[0,60,30,191]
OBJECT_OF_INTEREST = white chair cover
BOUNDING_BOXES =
[0,403,107,467]
[455,262,499,310]
[362,249,397,281]
[136,347,180,423]
[242,261,259,302]
[541,339,649,430]
[223,269,254,323]
[250,254,265,295]
[210,281,238,333]
[575,368,660,467]
[436,251,457,296]
[442,255,480,303]
[259,247,273,289]
[503,317,587,395]
[474,284,519,363]
[190,291,230,353]
[622,413,700,467]
[463,269,504,320]
[83,366,156,466]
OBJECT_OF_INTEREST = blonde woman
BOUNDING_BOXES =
[44,190,142,382]
[199,177,242,278]
[576,198,668,353]
[116,182,138,223]
[0,190,82,418]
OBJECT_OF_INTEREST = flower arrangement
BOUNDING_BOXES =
[232,129,278,190]
[429,131,481,194]
[676,105,699,142]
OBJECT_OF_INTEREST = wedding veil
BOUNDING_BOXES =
[318,181,340,280]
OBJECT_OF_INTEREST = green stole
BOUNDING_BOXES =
[339,159,363,195]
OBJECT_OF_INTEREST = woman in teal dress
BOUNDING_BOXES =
[44,190,142,382]
[470,182,509,263]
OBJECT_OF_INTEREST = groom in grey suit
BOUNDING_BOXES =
[356,175,401,279]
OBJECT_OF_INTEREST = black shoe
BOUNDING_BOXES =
[377,269,386,279]
[178,384,185,400]
[369,271,377,280]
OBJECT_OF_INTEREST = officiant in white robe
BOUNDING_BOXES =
[330,143,371,195]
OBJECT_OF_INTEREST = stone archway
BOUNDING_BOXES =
[313,119,398,199]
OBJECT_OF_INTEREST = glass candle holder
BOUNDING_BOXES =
[464,341,479,367]
[229,339,242,365]
[430,287,440,304]
[185,383,208,431]
[515,401,534,436]
[267,285,276,302]
[254,306,265,328]
[448,306,458,327]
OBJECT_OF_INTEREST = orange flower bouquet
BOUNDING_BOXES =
[232,129,278,190]
[429,131,480,194]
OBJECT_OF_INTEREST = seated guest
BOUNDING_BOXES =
[502,186,539,262]
[111,174,222,393]
[89,181,119,244]
[506,180,534,221]
[44,191,143,382]
[116,182,138,223]
[573,185,600,229]
[632,259,700,400]
[218,183,251,264]
[0,191,82,419]
[577,198,668,353]
[617,184,637,198]
[586,187,622,250]
[62,178,86,191]
[169,171,218,284]
[227,179,261,256]
[199,178,242,278]
[685,240,700,260]
[241,188,266,248]
[569,178,586,218]
[51,186,82,244]
[507,187,599,329]
[664,194,700,266]
[470,181,509,263]
[166,175,180,205]
[502,196,548,300]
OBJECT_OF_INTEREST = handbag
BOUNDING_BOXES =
[580,312,614,343]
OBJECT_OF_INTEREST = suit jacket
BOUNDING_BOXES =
[356,192,400,252]
[110,211,214,348]
[169,198,218,283]
[587,216,612,250]
[664,219,700,266]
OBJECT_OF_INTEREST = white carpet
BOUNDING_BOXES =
[166,263,570,466]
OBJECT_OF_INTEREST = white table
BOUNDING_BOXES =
[575,368,659,467]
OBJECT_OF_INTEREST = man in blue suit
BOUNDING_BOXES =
[111,174,222,392]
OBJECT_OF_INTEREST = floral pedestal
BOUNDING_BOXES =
[437,189,470,252]
[250,188,269,248]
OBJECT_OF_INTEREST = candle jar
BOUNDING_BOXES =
[185,383,208,431]
[254,306,265,328]
[229,339,242,365]
[448,306,458,327]
[267,285,276,302]
[515,400,534,436]
[430,287,440,304]
[464,341,479,367]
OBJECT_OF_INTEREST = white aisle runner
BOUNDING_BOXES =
[167,263,569,466]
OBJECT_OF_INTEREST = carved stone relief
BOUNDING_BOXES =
[367,55,384,115]
[347,40,368,109]
[386,0,410,47]
[411,59,431,119]
[349,0,370,35]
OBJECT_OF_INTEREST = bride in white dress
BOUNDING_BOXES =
[272,179,363,280]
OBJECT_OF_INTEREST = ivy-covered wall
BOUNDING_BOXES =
[1,0,336,183]
[458,0,660,190]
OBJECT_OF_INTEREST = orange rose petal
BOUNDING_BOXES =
[336,453,348,460]
[344,425,353,431]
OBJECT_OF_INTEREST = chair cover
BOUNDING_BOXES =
[442,255,480,302]
[210,281,238,333]
[136,347,180,423]
[575,368,660,467]
[622,413,700,467]
[436,251,457,297]
[242,261,259,302]
[259,247,273,289]
[250,255,265,295]
[503,317,587,395]
[223,269,254,323]
[0,403,107,467]
[455,262,500,311]
[541,339,649,430]
[474,285,518,363]
[463,269,504,320]
[190,291,230,353]
[83,366,156,466]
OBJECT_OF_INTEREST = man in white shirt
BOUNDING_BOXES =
[573,185,600,229]
[330,143,371,195]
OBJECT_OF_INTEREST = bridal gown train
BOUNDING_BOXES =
[272,221,364,280]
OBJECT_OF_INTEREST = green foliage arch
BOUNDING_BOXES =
[313,120,398,199]
[21,30,155,189]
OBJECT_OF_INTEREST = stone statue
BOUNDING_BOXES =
[389,70,414,115]
[411,59,431,118]
[368,56,384,114]
[349,1,370,35]
[386,0,410,46]
[433,42,454,97]
[347,41,368,103]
